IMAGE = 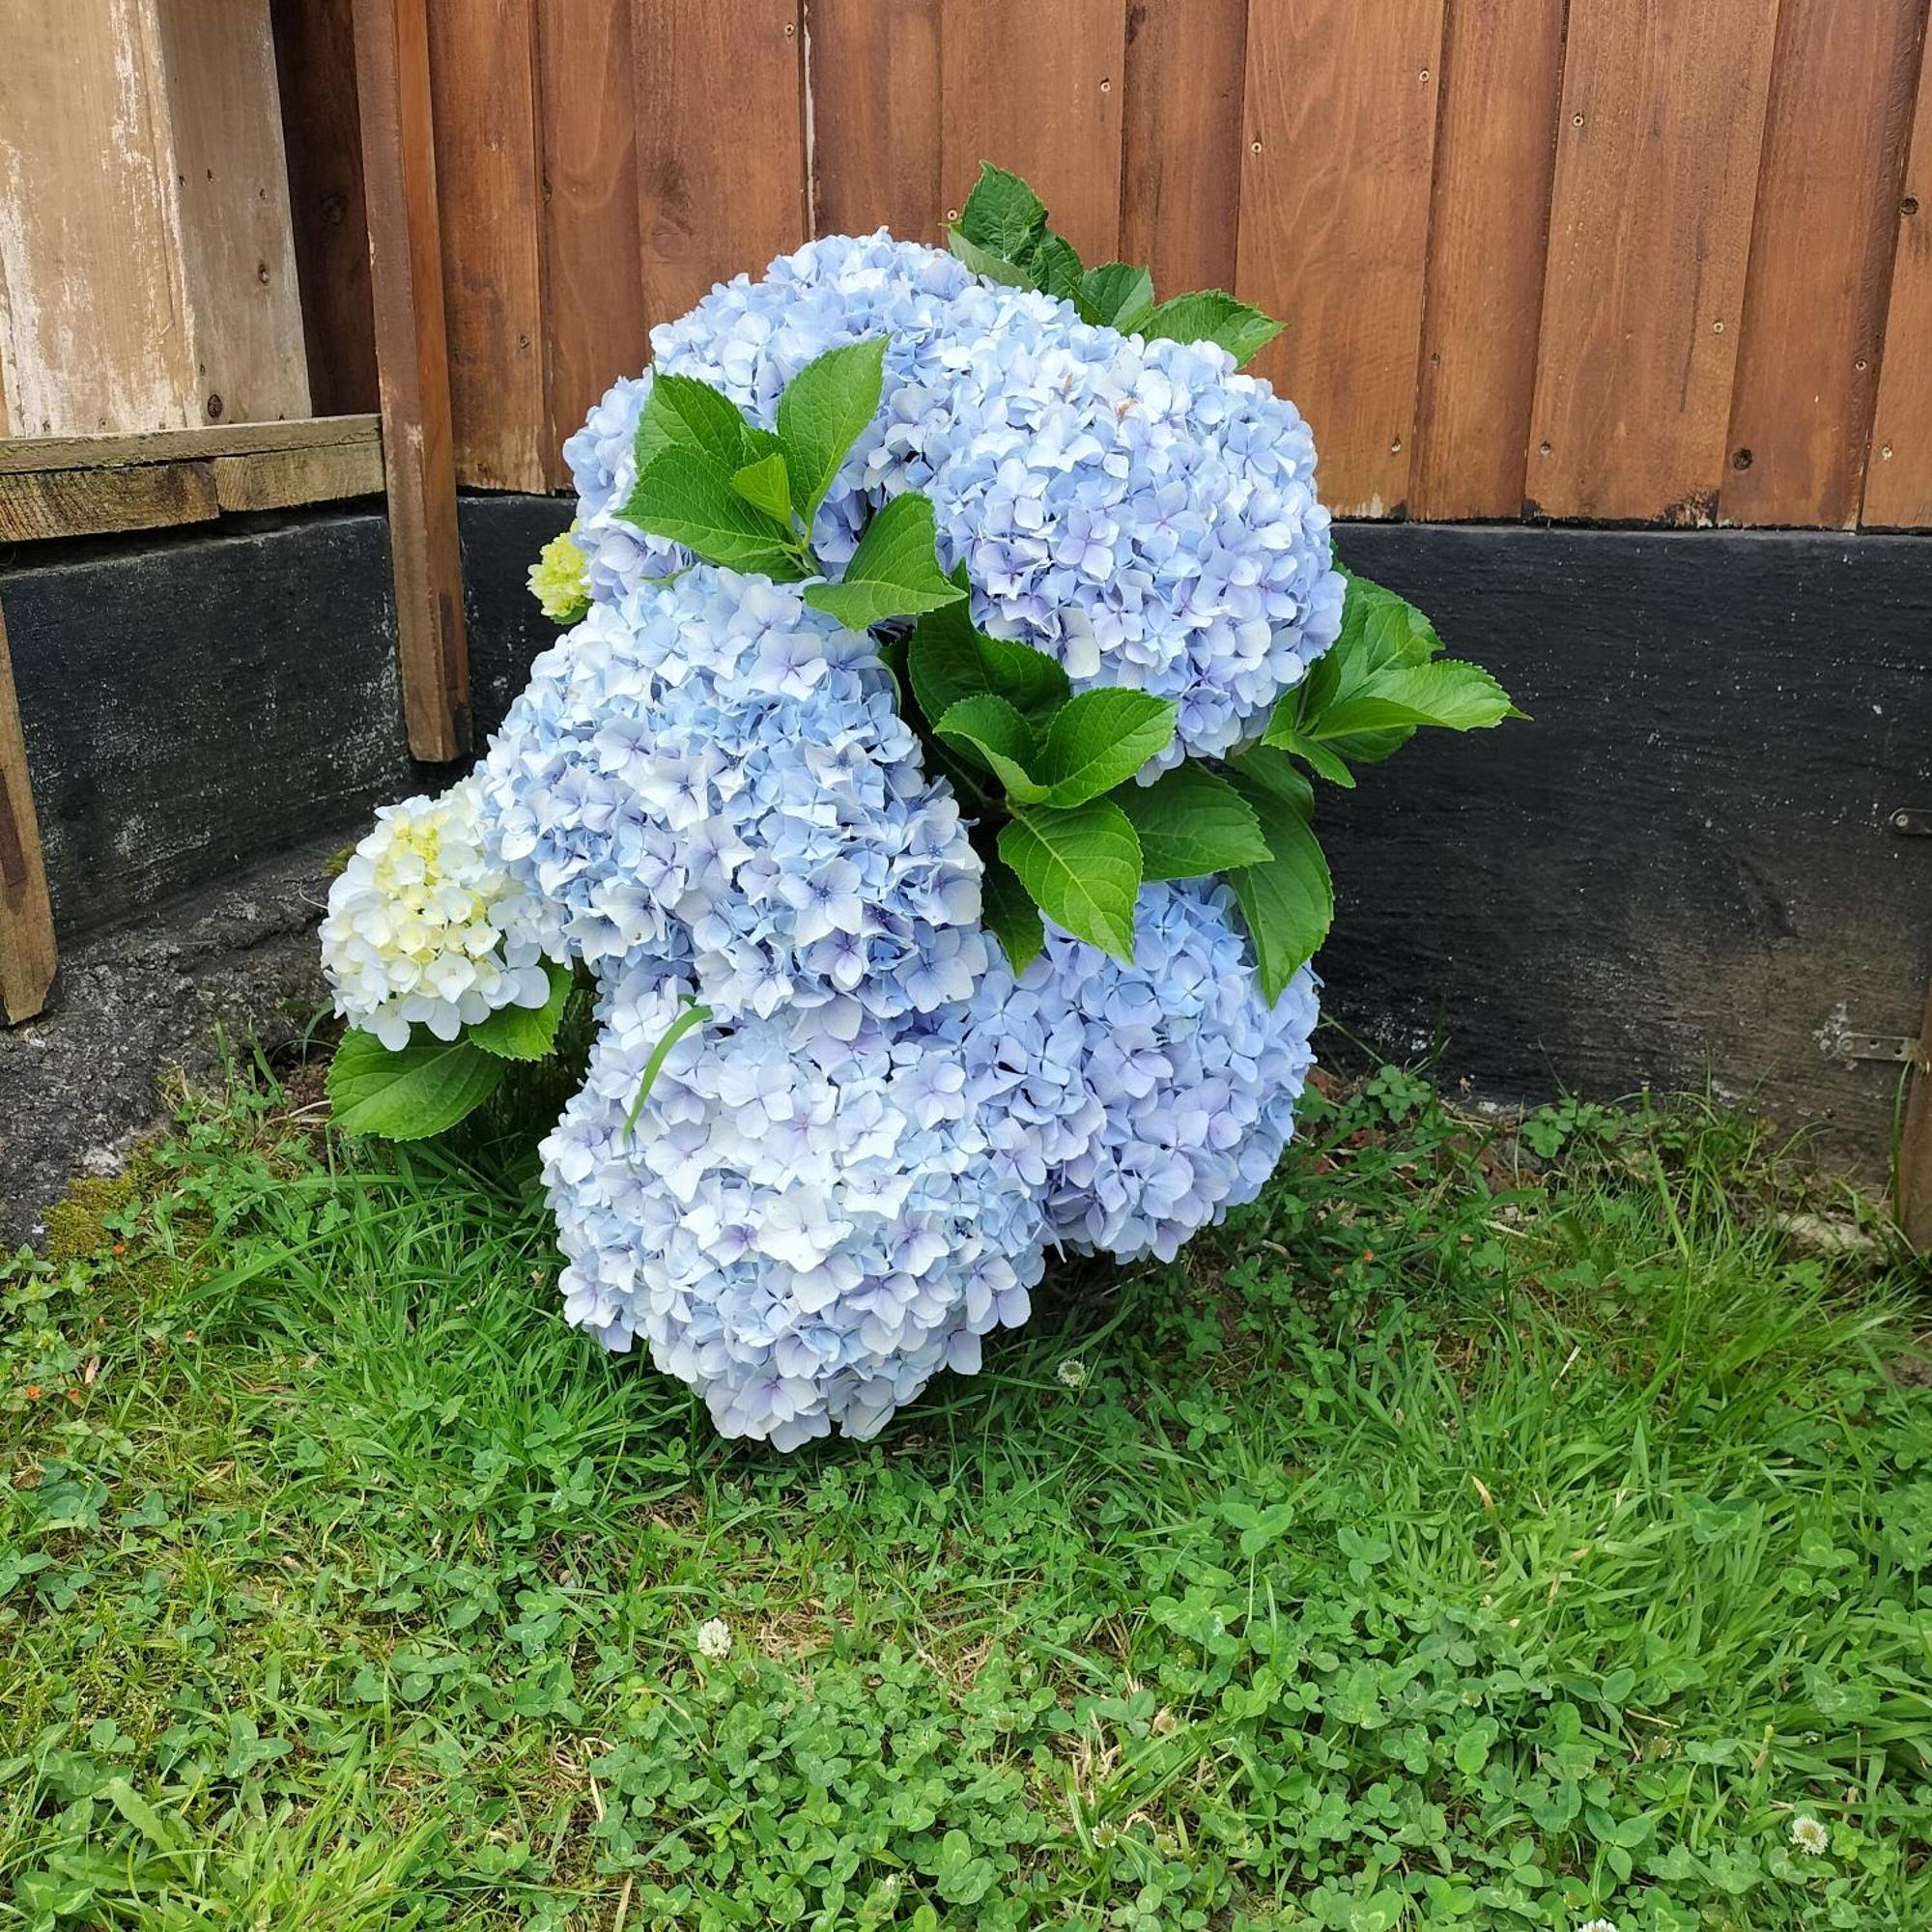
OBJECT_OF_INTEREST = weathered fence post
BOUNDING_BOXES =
[351,0,470,761]
[0,603,55,1025]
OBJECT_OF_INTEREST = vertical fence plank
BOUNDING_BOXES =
[353,0,469,760]
[1527,3,1778,524]
[426,1,548,491]
[1119,0,1247,297]
[1724,0,1925,528]
[154,0,312,426]
[271,0,380,416]
[808,0,943,244]
[536,0,644,479]
[939,0,1128,264]
[0,1,197,435]
[1897,976,1932,1248]
[0,603,56,1025]
[634,0,806,328]
[1864,33,1932,527]
[1409,0,1566,521]
[1236,0,1445,519]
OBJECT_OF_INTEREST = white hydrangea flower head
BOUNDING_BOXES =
[320,777,554,1051]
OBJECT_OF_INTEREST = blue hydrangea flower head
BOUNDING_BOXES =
[565,235,1344,765]
[542,971,1048,1447]
[478,565,991,1029]
[1000,880,1320,1263]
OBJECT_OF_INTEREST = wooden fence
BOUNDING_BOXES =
[277,0,1932,529]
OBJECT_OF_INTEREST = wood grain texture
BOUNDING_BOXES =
[1119,0,1247,297]
[808,0,943,244]
[353,0,470,760]
[211,439,384,510]
[1236,0,1445,518]
[1899,968,1932,1246]
[1528,3,1779,524]
[635,0,807,327]
[0,604,56,1025]
[0,414,378,474]
[1864,30,1932,528]
[1409,0,1566,520]
[0,462,218,542]
[427,0,548,490]
[270,0,381,415]
[940,0,1128,264]
[153,0,312,425]
[536,0,645,484]
[0,1,196,435]
[1723,0,1926,528]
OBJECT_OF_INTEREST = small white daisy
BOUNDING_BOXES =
[1789,1813,1830,1855]
[1058,1357,1089,1390]
[695,1616,732,1660]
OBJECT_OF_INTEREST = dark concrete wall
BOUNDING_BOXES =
[0,497,574,939]
[1325,526,1932,1164]
[1,500,1926,1233]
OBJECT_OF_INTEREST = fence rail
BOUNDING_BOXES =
[276,0,1932,529]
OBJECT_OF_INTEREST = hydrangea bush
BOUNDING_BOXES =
[323,165,1520,1446]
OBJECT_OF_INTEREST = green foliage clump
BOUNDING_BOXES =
[34,1175,138,1272]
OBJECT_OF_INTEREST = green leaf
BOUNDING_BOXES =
[624,1002,713,1145]
[1274,729,1356,788]
[980,854,1044,977]
[327,1029,504,1140]
[1270,573,1446,765]
[100,1777,183,1850]
[956,161,1049,261]
[620,447,805,577]
[467,958,573,1061]
[636,371,755,469]
[927,736,1001,815]
[1114,764,1269,879]
[1034,688,1177,806]
[775,336,886,530]
[1311,659,1523,738]
[803,491,966,629]
[933,695,1049,803]
[1140,290,1284,367]
[1222,773,1332,1003]
[1080,260,1156,330]
[948,228,1038,288]
[1454,1718,1497,1777]
[998,800,1143,960]
[729,451,794,526]
[1229,744,1314,818]
[905,595,1069,731]
[1292,567,1450,757]
[1034,233,1086,309]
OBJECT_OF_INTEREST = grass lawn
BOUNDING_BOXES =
[2,1060,1929,1930]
